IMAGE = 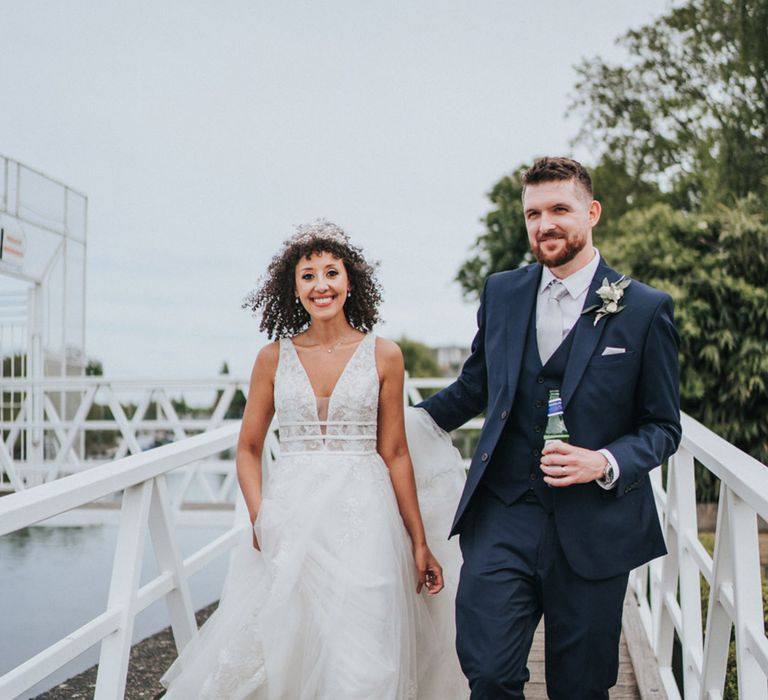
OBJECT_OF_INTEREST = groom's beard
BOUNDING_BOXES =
[531,231,587,268]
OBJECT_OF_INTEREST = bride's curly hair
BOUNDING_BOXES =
[243,221,383,339]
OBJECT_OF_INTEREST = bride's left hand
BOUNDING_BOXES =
[414,545,444,595]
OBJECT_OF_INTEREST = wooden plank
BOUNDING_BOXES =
[525,621,642,699]
[622,590,669,699]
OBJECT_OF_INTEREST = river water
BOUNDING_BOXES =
[0,523,228,698]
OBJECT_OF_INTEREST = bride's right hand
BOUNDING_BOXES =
[414,544,444,595]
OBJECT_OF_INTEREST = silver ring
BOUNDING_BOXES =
[561,466,565,474]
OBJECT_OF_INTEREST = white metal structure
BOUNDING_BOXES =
[0,378,766,698]
[0,155,88,475]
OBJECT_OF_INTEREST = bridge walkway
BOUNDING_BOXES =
[38,602,658,699]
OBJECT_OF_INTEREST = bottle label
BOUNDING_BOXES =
[547,396,564,416]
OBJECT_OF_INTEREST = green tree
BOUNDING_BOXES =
[85,359,103,376]
[217,361,247,419]
[601,198,768,488]
[396,337,440,378]
[589,157,667,236]
[456,169,532,299]
[571,0,768,210]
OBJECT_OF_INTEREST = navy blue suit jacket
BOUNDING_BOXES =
[420,259,681,579]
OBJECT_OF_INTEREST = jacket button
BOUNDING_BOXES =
[481,452,489,462]
[537,377,545,384]
[501,410,508,419]
[531,449,540,457]
[530,473,537,480]
[533,425,542,433]
[535,399,545,408]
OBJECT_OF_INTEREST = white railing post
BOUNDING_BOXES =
[43,394,83,473]
[155,390,188,442]
[48,385,96,481]
[113,391,152,460]
[147,475,197,652]
[94,480,153,699]
[655,456,681,693]
[701,486,737,699]
[106,388,143,456]
[727,489,766,698]
[672,448,704,698]
[209,384,237,428]
[0,428,24,491]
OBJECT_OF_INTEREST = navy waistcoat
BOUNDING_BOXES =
[481,301,576,510]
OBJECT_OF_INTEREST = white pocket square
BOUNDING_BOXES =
[601,346,626,356]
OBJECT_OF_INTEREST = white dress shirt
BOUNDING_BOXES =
[535,250,620,489]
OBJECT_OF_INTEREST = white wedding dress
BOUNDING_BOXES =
[161,333,469,699]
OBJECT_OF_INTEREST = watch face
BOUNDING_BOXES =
[604,465,614,483]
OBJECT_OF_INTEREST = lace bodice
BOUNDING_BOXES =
[274,333,379,454]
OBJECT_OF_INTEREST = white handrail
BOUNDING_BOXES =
[0,425,240,535]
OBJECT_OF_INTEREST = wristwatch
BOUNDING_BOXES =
[601,463,616,486]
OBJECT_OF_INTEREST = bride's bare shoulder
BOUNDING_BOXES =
[374,336,404,371]
[250,341,280,378]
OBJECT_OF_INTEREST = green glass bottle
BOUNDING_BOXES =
[543,389,569,444]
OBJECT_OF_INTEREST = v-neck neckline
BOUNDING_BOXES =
[288,334,369,409]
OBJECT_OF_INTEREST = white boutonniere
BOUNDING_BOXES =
[581,276,631,326]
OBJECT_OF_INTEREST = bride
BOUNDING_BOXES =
[161,221,468,699]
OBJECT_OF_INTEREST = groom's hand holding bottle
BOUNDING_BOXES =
[539,387,615,487]
[540,440,610,487]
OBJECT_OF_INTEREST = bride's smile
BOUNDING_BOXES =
[295,250,350,319]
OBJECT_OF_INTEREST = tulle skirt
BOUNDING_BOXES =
[161,408,468,699]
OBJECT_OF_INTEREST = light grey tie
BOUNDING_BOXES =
[537,280,568,364]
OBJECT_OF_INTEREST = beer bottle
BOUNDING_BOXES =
[543,389,569,444]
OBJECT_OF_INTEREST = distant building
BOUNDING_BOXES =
[433,345,469,377]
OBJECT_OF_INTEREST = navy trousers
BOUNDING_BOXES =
[456,486,629,700]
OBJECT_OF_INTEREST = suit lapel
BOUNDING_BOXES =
[561,260,622,408]
[505,264,541,400]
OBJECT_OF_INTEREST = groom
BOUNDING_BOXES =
[420,157,681,699]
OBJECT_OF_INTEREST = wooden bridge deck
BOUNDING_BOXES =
[524,624,639,698]
[38,595,662,699]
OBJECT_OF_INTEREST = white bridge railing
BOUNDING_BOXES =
[0,377,765,699]
[0,423,278,700]
[0,376,248,504]
[631,414,768,700]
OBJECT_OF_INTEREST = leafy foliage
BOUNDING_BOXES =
[218,361,247,419]
[600,199,768,496]
[571,0,768,210]
[85,359,103,376]
[396,337,440,378]
[456,172,532,300]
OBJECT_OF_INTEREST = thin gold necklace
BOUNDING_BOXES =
[322,336,348,353]
[300,334,355,353]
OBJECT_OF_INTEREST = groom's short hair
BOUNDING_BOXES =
[521,157,593,202]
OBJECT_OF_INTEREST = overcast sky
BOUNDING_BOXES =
[0,0,673,379]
